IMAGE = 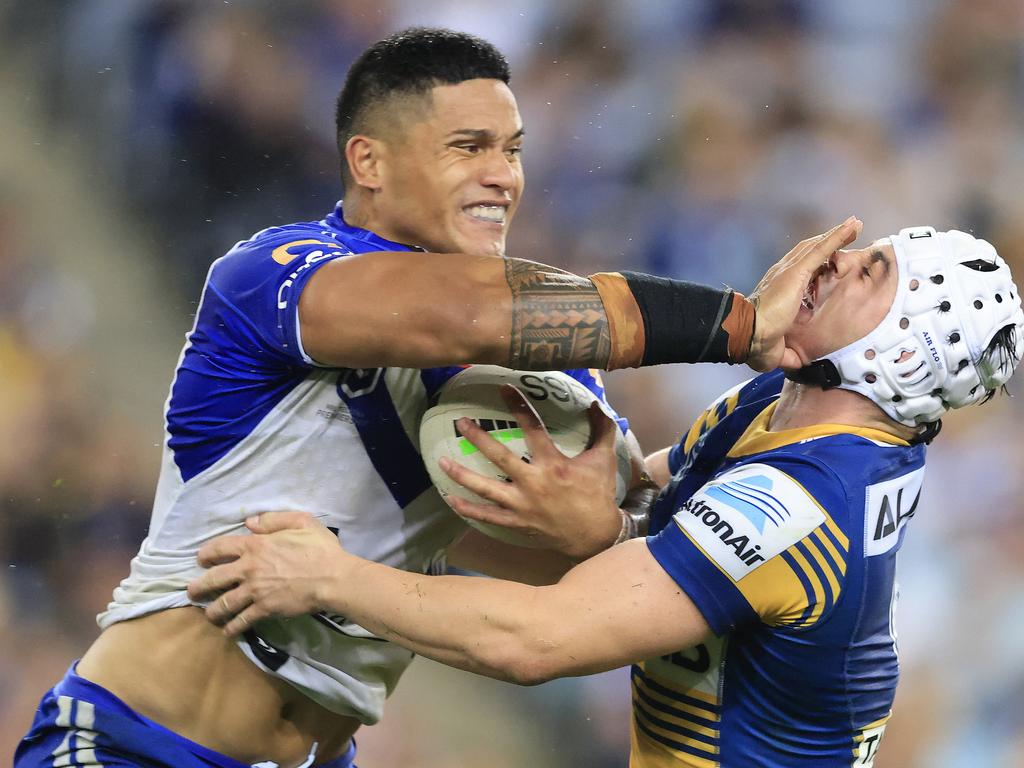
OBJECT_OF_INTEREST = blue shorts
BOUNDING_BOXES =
[15,663,358,768]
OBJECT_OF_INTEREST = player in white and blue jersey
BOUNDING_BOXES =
[15,27,842,768]
[189,227,1022,767]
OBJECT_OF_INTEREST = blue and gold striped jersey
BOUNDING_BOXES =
[638,370,925,767]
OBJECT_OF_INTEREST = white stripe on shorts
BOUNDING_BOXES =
[56,696,73,728]
[75,701,96,731]
[50,698,104,767]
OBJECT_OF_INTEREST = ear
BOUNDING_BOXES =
[345,135,385,191]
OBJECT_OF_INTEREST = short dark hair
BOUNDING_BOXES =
[335,27,511,188]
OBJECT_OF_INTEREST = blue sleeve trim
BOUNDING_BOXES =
[562,368,630,434]
[276,251,347,366]
[207,240,349,366]
[419,366,470,403]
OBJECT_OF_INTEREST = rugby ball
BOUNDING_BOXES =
[419,365,632,546]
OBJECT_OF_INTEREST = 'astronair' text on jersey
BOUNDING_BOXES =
[635,371,923,767]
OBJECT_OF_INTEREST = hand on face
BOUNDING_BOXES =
[747,216,864,370]
[187,512,347,637]
[439,385,623,560]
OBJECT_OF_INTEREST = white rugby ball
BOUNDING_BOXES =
[419,365,632,546]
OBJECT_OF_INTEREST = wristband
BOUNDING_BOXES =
[614,508,650,544]
[614,509,638,544]
[590,272,755,368]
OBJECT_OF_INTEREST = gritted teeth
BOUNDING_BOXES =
[465,204,507,224]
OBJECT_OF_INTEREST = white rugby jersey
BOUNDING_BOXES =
[99,202,625,724]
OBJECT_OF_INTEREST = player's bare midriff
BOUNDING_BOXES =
[77,606,359,767]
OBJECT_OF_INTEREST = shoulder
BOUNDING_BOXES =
[210,222,355,292]
[673,371,784,472]
[686,371,784,448]
[648,453,851,633]
[677,457,844,582]
[187,220,358,365]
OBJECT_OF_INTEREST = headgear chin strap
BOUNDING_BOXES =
[789,227,1024,426]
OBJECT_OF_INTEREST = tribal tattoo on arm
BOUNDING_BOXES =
[505,258,613,370]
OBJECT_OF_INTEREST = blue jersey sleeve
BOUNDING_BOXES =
[563,368,630,434]
[166,236,353,481]
[205,235,353,366]
[647,457,850,635]
[668,378,753,475]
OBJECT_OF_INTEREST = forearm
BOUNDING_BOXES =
[509,265,756,370]
[645,447,673,488]
[446,530,577,586]
[322,556,562,684]
[317,539,707,685]
[615,482,658,541]
[579,441,660,556]
[301,251,755,371]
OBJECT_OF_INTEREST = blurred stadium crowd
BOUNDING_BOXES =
[2,1,1023,766]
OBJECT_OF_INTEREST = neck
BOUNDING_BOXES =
[770,379,919,442]
[341,193,374,232]
[342,192,423,250]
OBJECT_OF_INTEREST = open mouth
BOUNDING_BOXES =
[463,204,508,226]
[802,257,838,311]
[801,281,817,311]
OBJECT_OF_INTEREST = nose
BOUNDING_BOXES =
[831,248,865,279]
[479,148,518,194]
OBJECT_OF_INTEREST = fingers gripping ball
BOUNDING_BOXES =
[419,366,632,545]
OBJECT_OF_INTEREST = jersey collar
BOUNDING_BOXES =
[324,201,423,252]
[727,401,911,458]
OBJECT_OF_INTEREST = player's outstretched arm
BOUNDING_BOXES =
[298,217,861,372]
[188,515,710,684]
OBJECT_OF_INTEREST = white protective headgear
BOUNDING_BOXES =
[792,226,1024,426]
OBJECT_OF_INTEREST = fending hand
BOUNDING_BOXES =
[747,216,863,371]
[439,385,623,560]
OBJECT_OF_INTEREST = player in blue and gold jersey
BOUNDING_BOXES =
[16,27,846,768]
[191,227,1023,767]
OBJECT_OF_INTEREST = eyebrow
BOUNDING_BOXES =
[870,249,891,277]
[446,128,525,142]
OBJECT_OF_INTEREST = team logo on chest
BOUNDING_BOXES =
[338,368,384,398]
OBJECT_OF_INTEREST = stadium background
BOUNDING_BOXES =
[2,1,1023,765]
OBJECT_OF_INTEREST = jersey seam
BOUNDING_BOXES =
[845,471,868,755]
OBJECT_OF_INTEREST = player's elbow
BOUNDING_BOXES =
[479,633,570,686]
[506,663,555,687]
[486,648,558,687]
